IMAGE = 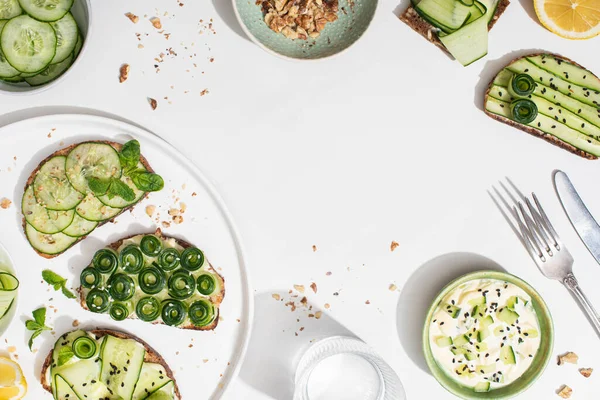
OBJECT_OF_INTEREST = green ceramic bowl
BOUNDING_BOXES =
[233,0,377,60]
[423,270,554,400]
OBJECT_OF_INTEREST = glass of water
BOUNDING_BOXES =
[293,336,406,400]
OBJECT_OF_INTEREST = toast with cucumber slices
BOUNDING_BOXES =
[78,229,225,331]
[41,329,181,400]
[22,140,164,258]
[484,53,600,159]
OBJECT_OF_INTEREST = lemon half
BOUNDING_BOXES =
[0,357,27,400]
[534,0,600,39]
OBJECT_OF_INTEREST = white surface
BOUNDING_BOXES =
[0,0,599,398]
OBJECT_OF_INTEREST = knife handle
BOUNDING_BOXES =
[564,273,600,337]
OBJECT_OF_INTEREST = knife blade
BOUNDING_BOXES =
[554,170,600,266]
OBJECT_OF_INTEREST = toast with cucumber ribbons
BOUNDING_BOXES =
[41,329,181,400]
[485,54,600,159]
[399,0,509,66]
[0,0,84,86]
[22,140,164,258]
[79,229,225,331]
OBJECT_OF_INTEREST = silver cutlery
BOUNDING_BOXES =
[490,179,600,337]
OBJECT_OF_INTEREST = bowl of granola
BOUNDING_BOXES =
[233,0,377,60]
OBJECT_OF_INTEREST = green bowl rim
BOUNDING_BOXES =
[422,270,554,400]
[231,0,379,61]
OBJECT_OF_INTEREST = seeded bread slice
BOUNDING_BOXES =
[484,53,599,160]
[23,140,155,259]
[399,0,510,56]
[78,228,225,331]
[40,328,182,399]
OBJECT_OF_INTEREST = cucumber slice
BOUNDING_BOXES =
[100,334,145,400]
[0,271,18,320]
[497,307,519,325]
[453,334,469,346]
[50,12,77,63]
[132,363,171,400]
[0,15,57,73]
[76,193,121,222]
[0,21,21,78]
[439,15,488,66]
[58,359,113,399]
[19,0,74,22]
[0,0,21,18]
[500,345,516,365]
[72,32,82,58]
[415,0,472,32]
[65,142,122,194]
[25,52,72,86]
[62,212,97,237]
[474,381,491,392]
[443,303,461,318]
[435,336,453,347]
[476,364,495,374]
[146,381,175,400]
[33,155,83,211]
[98,163,146,208]
[22,185,75,234]
[1,74,24,82]
[25,222,77,255]
[54,375,79,400]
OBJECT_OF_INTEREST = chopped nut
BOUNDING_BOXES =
[310,282,317,293]
[312,245,317,252]
[315,311,322,319]
[558,352,578,365]
[168,208,181,217]
[150,17,162,29]
[145,205,156,217]
[161,221,171,228]
[72,320,79,327]
[324,303,330,309]
[390,241,399,252]
[389,283,398,291]
[272,293,281,301]
[294,284,305,293]
[125,12,139,23]
[557,385,572,399]
[579,367,593,378]
[260,0,338,40]
[180,202,187,213]
[365,300,371,304]
[0,198,11,209]
[149,98,158,110]
[119,63,130,83]
[173,215,184,224]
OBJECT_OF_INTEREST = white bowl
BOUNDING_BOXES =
[0,241,18,336]
[0,0,92,95]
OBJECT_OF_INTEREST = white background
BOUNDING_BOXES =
[1,0,600,398]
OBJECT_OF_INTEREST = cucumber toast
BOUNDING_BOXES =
[41,329,181,400]
[484,53,600,159]
[0,0,83,86]
[22,140,164,258]
[399,0,510,66]
[78,229,225,331]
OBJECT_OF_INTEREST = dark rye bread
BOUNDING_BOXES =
[23,141,155,259]
[78,228,225,331]
[484,53,599,160]
[41,328,182,399]
[399,0,510,55]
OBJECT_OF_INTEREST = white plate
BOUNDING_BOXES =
[0,114,253,399]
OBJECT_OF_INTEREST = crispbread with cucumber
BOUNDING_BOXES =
[22,140,164,258]
[399,0,510,66]
[41,329,181,400]
[78,229,225,331]
[484,53,600,159]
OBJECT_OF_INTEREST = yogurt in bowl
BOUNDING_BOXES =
[423,271,553,399]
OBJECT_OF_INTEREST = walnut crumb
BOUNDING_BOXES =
[310,282,317,293]
[294,284,305,293]
[315,311,322,319]
[149,98,158,110]
[312,245,317,252]
[324,303,330,309]
[119,63,130,83]
[389,283,398,291]
[173,215,184,224]
[145,205,156,217]
[150,17,162,29]
[557,385,572,398]
[0,198,11,209]
[125,12,139,23]
[390,241,399,252]
[580,367,593,378]
[365,300,371,304]
[161,221,171,228]
[558,352,578,365]
[72,320,80,327]
[272,293,281,301]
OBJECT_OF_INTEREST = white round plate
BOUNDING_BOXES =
[0,114,253,399]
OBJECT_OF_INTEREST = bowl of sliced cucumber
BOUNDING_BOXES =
[0,0,91,94]
[0,242,19,336]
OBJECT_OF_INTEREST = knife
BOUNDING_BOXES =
[554,170,600,266]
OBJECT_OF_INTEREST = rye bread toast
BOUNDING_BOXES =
[399,0,510,56]
[24,140,155,259]
[78,228,225,331]
[40,328,182,399]
[483,53,599,160]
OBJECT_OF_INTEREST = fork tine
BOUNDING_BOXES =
[518,202,546,261]
[514,205,543,261]
[488,188,526,246]
[525,198,552,253]
[532,193,561,249]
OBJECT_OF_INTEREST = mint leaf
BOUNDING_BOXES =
[120,140,141,169]
[57,346,74,366]
[61,286,76,299]
[131,171,164,192]
[109,178,135,201]
[25,320,42,331]
[28,329,41,351]
[32,307,46,326]
[42,269,66,286]
[87,177,111,196]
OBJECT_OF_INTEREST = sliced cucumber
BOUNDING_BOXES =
[0,271,18,320]
[146,381,175,400]
[25,52,71,86]
[76,193,122,222]
[25,222,77,255]
[62,212,97,237]
[1,74,24,82]
[22,185,75,234]
[100,334,145,400]
[72,32,82,58]
[65,142,122,194]
[132,363,171,400]
[0,20,21,79]
[0,15,57,73]
[500,345,516,365]
[33,155,83,211]
[58,358,113,399]
[415,0,472,32]
[50,12,77,63]
[54,375,80,400]
[19,0,73,22]
[474,381,491,392]
[98,163,146,208]
[0,0,21,19]
[439,14,488,66]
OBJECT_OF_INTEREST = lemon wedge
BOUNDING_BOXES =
[534,0,600,39]
[0,357,27,400]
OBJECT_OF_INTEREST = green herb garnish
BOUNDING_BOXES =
[57,346,74,366]
[130,170,164,192]
[42,269,76,299]
[25,307,52,351]
[119,139,141,169]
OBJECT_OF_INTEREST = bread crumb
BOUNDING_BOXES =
[557,385,572,398]
[365,300,371,305]
[200,89,209,96]
[0,198,11,209]
[272,293,281,301]
[326,271,332,276]
[161,221,171,228]
[125,12,139,23]
[580,367,593,378]
[312,245,317,252]
[150,17,162,29]
[294,284,305,293]
[315,311,322,319]
[146,205,156,217]
[119,63,130,83]
[558,352,578,365]
[138,44,144,49]
[324,303,330,309]
[389,283,398,291]
[149,97,158,110]
[310,282,317,293]
[173,215,184,224]
[390,241,399,252]
[72,320,79,327]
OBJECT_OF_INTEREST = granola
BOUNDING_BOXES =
[257,0,339,40]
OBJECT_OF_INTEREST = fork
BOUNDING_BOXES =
[491,179,600,337]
